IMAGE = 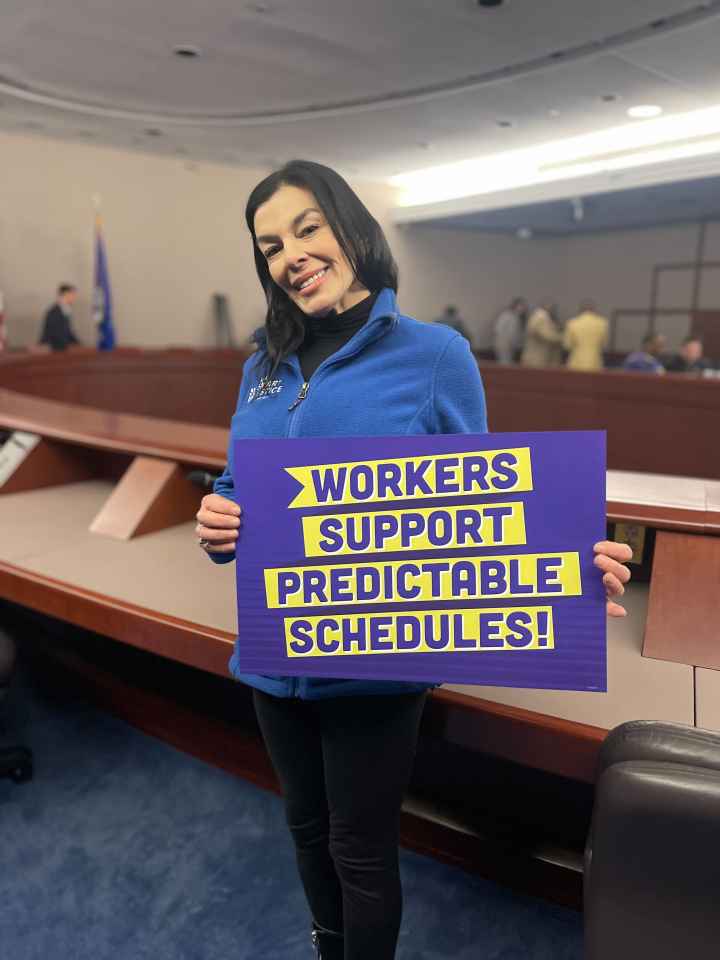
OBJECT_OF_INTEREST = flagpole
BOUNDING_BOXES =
[92,193,102,238]
[92,195,100,347]
[92,194,116,351]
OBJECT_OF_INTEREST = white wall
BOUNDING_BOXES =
[1,128,718,353]
[0,131,269,348]
[0,130,561,351]
[550,221,720,351]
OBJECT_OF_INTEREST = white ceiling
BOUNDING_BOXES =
[419,174,720,235]
[1,0,720,182]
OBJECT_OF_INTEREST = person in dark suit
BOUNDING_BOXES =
[38,283,81,351]
[665,336,712,375]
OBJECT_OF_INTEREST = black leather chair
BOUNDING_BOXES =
[0,625,33,783]
[584,720,720,960]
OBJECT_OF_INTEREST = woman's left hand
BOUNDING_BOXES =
[593,540,633,617]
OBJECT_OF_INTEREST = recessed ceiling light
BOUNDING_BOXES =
[144,128,164,137]
[548,109,561,118]
[417,141,433,150]
[173,44,201,58]
[627,104,662,119]
[477,0,504,7]
[601,94,619,103]
[516,227,533,239]
[496,119,514,128]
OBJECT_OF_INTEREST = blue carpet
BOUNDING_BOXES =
[1,669,582,959]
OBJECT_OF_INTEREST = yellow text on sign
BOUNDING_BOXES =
[265,552,581,608]
[285,606,555,658]
[301,502,526,558]
[285,447,533,508]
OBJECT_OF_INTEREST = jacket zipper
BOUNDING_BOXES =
[288,380,309,411]
[285,316,395,428]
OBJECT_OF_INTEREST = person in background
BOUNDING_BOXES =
[38,283,81,351]
[564,299,608,372]
[520,299,563,367]
[623,333,666,374]
[433,304,471,342]
[665,336,712,374]
[493,296,527,364]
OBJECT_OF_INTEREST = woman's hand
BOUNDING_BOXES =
[594,540,633,617]
[195,493,242,554]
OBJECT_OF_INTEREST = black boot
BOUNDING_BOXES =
[311,922,344,959]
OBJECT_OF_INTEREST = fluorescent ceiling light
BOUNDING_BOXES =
[391,104,720,208]
[627,104,663,118]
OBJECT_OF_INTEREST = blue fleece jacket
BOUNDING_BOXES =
[212,288,488,699]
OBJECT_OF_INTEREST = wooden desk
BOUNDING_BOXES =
[0,388,227,467]
[1,360,719,785]
[478,363,720,480]
[0,348,248,426]
[3,349,719,478]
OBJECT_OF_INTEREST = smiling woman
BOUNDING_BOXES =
[191,158,632,960]
[244,160,398,375]
[255,189,366,312]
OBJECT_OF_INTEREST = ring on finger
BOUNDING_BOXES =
[198,538,210,549]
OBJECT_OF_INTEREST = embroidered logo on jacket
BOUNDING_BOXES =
[248,377,283,403]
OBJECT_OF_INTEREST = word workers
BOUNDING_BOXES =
[286,447,533,508]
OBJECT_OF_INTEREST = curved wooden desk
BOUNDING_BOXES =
[477,362,720,480]
[1,350,719,786]
[0,348,246,425]
[4,349,719,475]
[0,387,228,467]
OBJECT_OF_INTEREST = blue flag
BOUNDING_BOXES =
[93,216,115,350]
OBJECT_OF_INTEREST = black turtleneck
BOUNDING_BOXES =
[298,292,378,381]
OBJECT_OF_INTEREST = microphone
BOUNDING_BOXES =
[186,470,222,491]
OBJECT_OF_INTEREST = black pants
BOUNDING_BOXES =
[253,689,427,960]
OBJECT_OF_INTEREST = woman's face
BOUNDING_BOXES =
[254,184,369,316]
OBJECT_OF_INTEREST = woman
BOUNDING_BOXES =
[195,160,631,959]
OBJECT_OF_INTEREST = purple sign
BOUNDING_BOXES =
[232,431,607,692]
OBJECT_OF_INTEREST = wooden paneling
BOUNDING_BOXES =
[0,388,228,468]
[0,436,100,494]
[0,348,249,426]
[90,456,201,539]
[2,348,720,478]
[478,363,720,479]
[644,531,720,669]
[426,689,605,783]
[0,560,235,676]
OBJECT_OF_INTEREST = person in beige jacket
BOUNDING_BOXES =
[564,300,608,371]
[520,300,563,367]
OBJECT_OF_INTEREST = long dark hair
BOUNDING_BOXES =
[245,160,398,373]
